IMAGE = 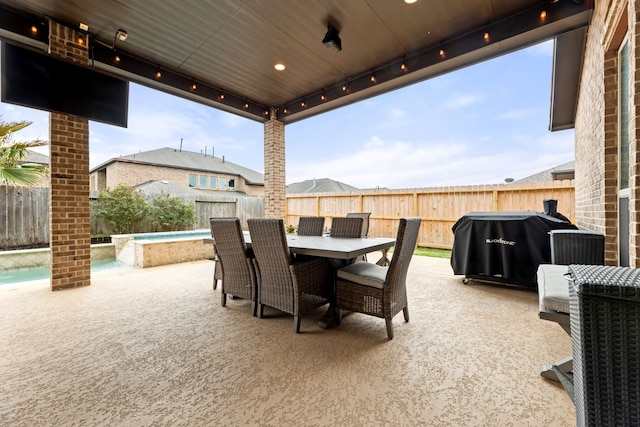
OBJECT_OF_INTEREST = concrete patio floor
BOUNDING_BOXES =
[0,255,574,426]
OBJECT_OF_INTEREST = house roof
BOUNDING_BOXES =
[516,160,575,183]
[91,147,264,185]
[0,1,592,127]
[287,178,358,194]
[22,149,49,165]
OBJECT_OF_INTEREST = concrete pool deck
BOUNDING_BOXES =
[0,255,574,426]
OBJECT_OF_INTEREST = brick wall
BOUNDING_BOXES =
[575,0,636,266]
[263,112,285,219]
[92,162,263,196]
[48,21,91,290]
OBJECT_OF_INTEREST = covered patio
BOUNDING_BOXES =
[0,255,574,426]
[0,0,592,289]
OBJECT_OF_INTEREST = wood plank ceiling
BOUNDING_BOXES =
[0,0,592,124]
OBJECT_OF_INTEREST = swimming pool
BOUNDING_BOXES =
[0,230,215,284]
[0,258,130,285]
[131,229,211,241]
[112,229,214,268]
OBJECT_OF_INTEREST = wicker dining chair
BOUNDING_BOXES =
[346,212,372,261]
[247,218,332,333]
[212,252,223,290]
[346,212,371,238]
[209,217,258,316]
[335,217,421,339]
[330,217,364,238]
[297,216,325,236]
[328,217,365,267]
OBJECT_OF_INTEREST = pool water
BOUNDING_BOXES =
[132,229,210,241]
[0,259,130,285]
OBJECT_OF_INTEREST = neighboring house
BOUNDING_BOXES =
[516,161,575,183]
[22,149,50,186]
[287,178,358,193]
[90,147,264,197]
[133,179,263,229]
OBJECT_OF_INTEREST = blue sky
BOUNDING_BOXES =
[1,39,574,189]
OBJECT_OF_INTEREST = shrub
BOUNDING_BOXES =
[91,185,151,234]
[151,193,196,232]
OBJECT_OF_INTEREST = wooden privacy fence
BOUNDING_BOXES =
[3,181,572,250]
[0,186,49,249]
[286,180,575,250]
[2,186,264,249]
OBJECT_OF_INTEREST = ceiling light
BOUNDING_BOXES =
[322,26,342,53]
[404,0,418,3]
[274,63,285,71]
[116,29,128,42]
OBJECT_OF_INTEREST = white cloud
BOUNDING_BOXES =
[497,109,536,120]
[287,136,470,188]
[444,93,481,109]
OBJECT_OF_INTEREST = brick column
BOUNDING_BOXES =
[263,109,286,219]
[48,22,91,290]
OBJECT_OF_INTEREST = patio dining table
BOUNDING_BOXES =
[204,232,396,328]
[204,233,396,265]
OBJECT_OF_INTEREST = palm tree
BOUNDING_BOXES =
[0,117,48,186]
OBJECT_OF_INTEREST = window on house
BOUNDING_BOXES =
[210,176,218,189]
[619,38,630,191]
[199,175,207,188]
[220,178,227,190]
[188,174,197,187]
[228,179,235,189]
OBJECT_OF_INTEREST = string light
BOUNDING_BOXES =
[439,48,445,58]
[191,83,197,90]
[483,32,490,42]
[30,25,38,34]
[114,55,121,63]
[301,101,306,107]
[370,74,376,83]
[155,71,162,79]
[540,10,547,20]
[320,92,326,101]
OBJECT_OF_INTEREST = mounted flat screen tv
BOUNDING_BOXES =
[1,41,128,127]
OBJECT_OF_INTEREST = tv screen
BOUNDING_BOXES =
[1,41,129,127]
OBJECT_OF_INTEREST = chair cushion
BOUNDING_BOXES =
[337,262,387,289]
[537,264,570,314]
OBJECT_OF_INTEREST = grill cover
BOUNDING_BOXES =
[450,211,576,287]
